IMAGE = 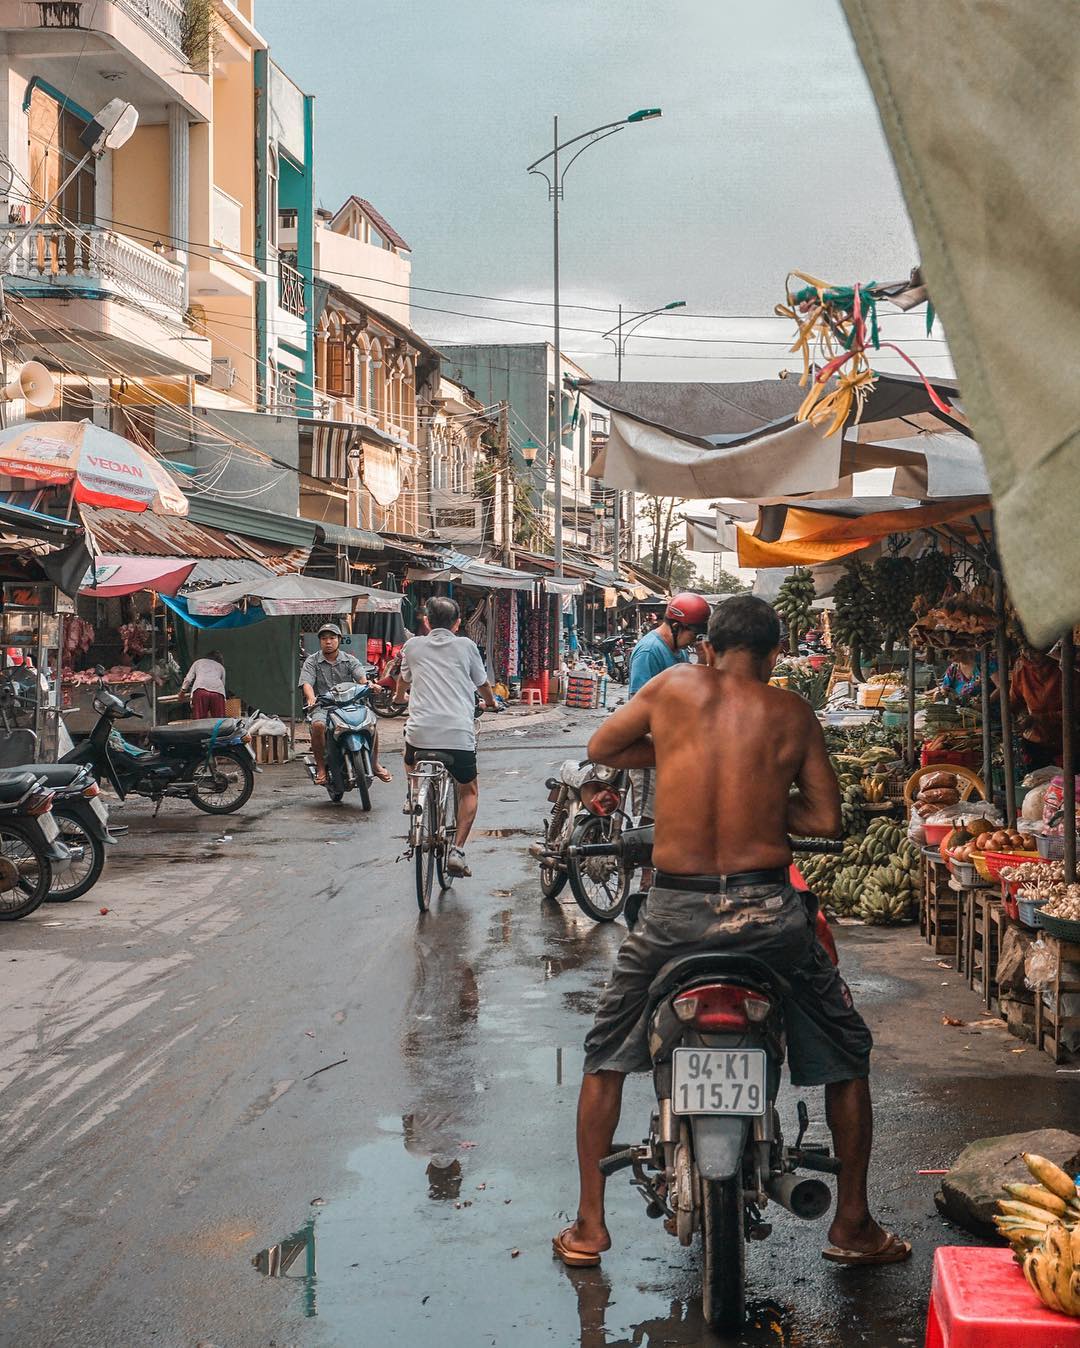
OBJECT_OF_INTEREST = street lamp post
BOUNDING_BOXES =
[527,108,661,576]
[599,298,685,576]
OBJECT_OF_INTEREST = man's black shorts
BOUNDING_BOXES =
[403,743,478,784]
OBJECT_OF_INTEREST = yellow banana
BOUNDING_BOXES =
[1029,1251,1065,1313]
[1071,1223,1080,1268]
[998,1200,1055,1225]
[1045,1223,1074,1309]
[1069,1269,1080,1317]
[1023,1153,1079,1202]
[1003,1183,1068,1216]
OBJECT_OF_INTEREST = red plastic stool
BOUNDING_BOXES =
[925,1248,1080,1347]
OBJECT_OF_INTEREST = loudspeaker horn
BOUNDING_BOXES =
[1,361,55,409]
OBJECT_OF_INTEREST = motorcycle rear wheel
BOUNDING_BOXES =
[701,1175,746,1331]
[567,814,629,921]
[539,803,569,900]
[46,810,105,901]
[0,821,52,921]
[190,751,255,814]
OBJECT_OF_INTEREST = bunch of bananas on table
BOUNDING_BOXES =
[995,1152,1080,1317]
[805,818,919,921]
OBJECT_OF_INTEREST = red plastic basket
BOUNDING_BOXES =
[980,850,1044,883]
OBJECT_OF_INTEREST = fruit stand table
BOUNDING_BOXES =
[923,848,958,954]
[1032,933,1080,1064]
[967,890,1002,1011]
[925,1247,1080,1346]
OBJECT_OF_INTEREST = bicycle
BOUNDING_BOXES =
[405,751,458,912]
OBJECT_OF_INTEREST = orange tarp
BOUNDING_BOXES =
[735,497,989,568]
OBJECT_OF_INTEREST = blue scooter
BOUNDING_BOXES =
[305,682,377,809]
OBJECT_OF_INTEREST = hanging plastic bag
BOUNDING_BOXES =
[1025,937,1060,989]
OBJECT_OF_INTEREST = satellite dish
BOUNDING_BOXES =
[1,361,55,409]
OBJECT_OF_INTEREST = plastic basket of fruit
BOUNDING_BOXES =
[971,854,993,882]
[950,860,982,887]
[1039,912,1080,942]
[1016,895,1050,928]
[981,849,1041,883]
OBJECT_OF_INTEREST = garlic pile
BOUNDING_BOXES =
[1041,886,1080,922]
[1003,860,1065,885]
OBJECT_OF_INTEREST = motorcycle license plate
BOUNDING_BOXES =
[89,795,109,825]
[38,811,60,843]
[671,1048,767,1116]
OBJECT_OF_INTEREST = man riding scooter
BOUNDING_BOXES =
[300,624,392,788]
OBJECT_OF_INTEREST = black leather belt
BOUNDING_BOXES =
[653,867,788,893]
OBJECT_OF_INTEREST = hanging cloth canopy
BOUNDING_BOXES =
[0,421,189,515]
[184,572,404,618]
[80,555,195,597]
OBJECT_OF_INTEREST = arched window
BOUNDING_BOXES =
[321,310,352,399]
[402,357,416,440]
[368,338,384,423]
[354,332,370,413]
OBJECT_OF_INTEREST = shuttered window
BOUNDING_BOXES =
[325,340,354,398]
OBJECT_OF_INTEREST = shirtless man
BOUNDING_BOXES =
[553,594,909,1270]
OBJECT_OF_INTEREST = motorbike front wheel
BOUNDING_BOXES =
[0,821,52,921]
[47,810,106,901]
[567,814,629,921]
[190,751,255,814]
[701,1175,746,1331]
[352,749,372,812]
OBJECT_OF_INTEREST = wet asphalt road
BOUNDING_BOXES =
[1,715,1077,1347]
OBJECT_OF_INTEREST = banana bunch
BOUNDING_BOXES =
[870,555,918,647]
[795,849,845,903]
[862,775,887,802]
[773,568,816,647]
[831,863,873,916]
[857,859,917,924]
[857,817,906,865]
[841,782,867,838]
[914,548,955,608]
[833,560,880,658]
[994,1152,1080,1316]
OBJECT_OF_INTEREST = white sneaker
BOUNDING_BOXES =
[446,847,471,878]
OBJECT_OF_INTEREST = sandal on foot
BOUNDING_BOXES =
[552,1226,602,1268]
[822,1231,912,1266]
[374,765,393,783]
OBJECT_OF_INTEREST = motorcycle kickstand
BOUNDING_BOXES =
[152,796,164,818]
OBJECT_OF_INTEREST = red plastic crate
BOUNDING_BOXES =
[924,1247,1080,1347]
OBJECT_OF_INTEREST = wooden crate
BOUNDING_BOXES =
[254,734,289,765]
[1033,934,1080,1063]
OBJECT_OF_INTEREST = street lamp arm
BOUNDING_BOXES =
[557,125,626,184]
[525,119,629,173]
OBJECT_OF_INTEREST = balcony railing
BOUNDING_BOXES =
[279,258,305,319]
[6,225,185,319]
[112,0,186,54]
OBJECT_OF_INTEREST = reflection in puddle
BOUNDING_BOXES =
[252,1217,317,1318]
[426,1156,463,1200]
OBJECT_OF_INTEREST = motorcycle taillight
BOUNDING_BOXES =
[26,788,55,816]
[81,781,101,799]
[673,983,771,1030]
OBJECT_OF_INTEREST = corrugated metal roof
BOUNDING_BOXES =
[79,506,309,574]
[313,520,384,551]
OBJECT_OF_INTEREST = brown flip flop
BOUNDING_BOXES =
[374,765,393,783]
[552,1226,602,1268]
[822,1231,912,1267]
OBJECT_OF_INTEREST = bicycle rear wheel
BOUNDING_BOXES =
[436,778,457,891]
[414,783,436,913]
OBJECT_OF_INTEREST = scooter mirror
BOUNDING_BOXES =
[94,664,106,677]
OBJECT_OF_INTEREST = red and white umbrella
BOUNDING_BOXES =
[0,420,188,515]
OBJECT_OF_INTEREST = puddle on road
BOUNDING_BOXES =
[252,1217,317,1318]
[472,827,531,838]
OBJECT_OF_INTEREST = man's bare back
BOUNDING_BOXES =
[588,655,841,874]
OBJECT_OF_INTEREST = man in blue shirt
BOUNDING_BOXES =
[629,592,712,695]
[627,593,712,828]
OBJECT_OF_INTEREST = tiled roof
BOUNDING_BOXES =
[332,196,410,252]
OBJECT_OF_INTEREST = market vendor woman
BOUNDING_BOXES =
[934,649,999,708]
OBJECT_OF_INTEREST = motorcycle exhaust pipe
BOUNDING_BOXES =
[764,1172,832,1221]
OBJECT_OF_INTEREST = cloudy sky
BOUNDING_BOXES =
[256,0,948,388]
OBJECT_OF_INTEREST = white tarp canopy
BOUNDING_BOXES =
[185,573,404,617]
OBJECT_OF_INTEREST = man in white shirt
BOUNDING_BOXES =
[396,597,496,876]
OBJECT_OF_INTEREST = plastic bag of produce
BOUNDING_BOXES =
[1025,937,1060,989]
[1022,782,1050,822]
[1042,775,1080,834]
[1022,765,1060,789]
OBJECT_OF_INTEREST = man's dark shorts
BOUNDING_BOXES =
[583,880,872,1087]
[403,743,478,785]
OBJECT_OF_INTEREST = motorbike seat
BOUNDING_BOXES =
[1,763,87,788]
[410,749,456,770]
[149,718,239,744]
[647,952,790,1009]
[0,768,43,802]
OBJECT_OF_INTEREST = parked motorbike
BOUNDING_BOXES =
[596,635,630,684]
[369,654,408,720]
[531,759,636,921]
[0,768,73,921]
[305,681,377,808]
[568,825,845,1330]
[61,668,256,815]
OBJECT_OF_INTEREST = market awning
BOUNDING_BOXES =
[185,573,404,618]
[78,505,311,575]
[313,520,384,552]
[406,552,540,592]
[79,555,195,597]
[734,496,990,568]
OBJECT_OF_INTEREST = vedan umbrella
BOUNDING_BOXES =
[0,420,188,515]
[79,555,195,597]
[185,573,404,618]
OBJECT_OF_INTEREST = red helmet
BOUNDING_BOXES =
[665,592,711,629]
